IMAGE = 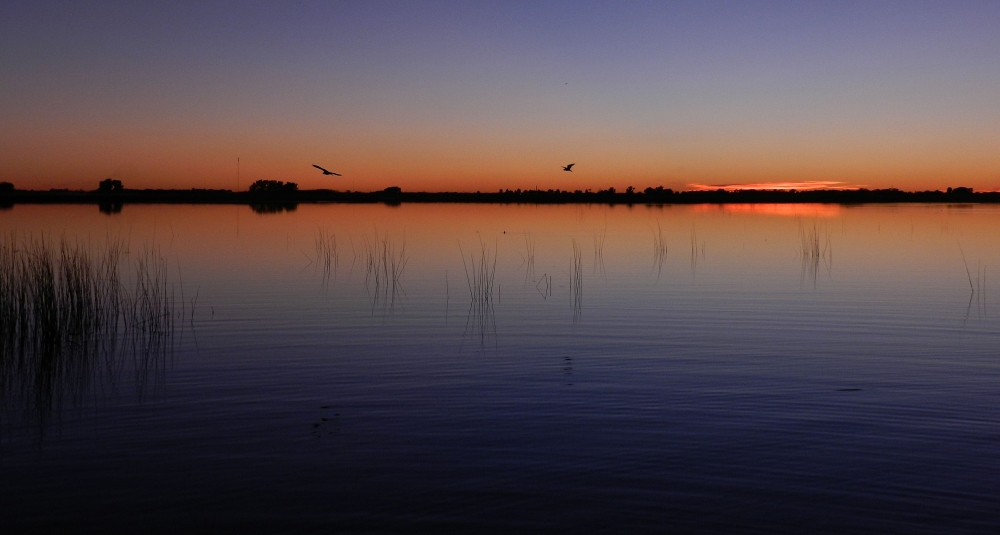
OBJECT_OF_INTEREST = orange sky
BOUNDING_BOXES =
[4,121,997,193]
[2,3,998,193]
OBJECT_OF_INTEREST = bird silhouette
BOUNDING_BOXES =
[562,163,575,172]
[312,165,341,176]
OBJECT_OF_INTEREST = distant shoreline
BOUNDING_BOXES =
[0,187,996,209]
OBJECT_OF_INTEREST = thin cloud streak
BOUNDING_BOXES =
[687,181,865,192]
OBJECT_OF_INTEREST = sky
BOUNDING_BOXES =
[1,0,998,193]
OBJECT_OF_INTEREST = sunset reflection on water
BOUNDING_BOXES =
[2,202,1000,532]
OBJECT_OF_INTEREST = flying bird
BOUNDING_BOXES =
[312,165,341,176]
[562,163,575,172]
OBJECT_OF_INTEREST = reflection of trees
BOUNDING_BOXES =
[99,201,123,214]
[0,235,177,435]
[250,202,298,214]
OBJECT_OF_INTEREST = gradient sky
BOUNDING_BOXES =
[2,1,998,192]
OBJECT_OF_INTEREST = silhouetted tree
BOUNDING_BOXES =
[248,180,298,194]
[98,178,123,192]
[644,186,668,195]
[0,182,13,193]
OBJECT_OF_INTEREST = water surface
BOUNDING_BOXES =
[2,203,998,533]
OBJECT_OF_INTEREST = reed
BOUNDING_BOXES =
[691,228,697,263]
[459,239,497,308]
[977,263,986,320]
[126,244,174,354]
[690,228,704,275]
[800,223,832,285]
[593,226,607,276]
[0,233,177,426]
[314,228,338,286]
[652,222,668,280]
[361,231,407,311]
[690,228,706,259]
[959,246,974,294]
[571,239,583,320]
[958,246,989,322]
[459,239,498,345]
[522,232,536,284]
[535,273,553,299]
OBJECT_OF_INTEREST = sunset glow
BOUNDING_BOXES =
[691,203,843,218]
[1,2,998,192]
[687,181,865,192]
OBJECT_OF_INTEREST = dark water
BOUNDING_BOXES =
[2,203,998,533]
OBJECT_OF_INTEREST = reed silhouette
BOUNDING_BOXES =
[593,225,607,278]
[690,228,705,277]
[972,262,987,322]
[535,273,553,299]
[521,232,537,286]
[958,245,988,324]
[313,229,338,287]
[959,245,974,296]
[0,234,178,434]
[652,222,668,281]
[571,240,583,321]
[459,239,498,347]
[361,231,406,313]
[800,223,832,287]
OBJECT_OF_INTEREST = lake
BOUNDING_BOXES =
[2,202,998,533]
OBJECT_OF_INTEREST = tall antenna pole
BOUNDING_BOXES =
[236,156,240,239]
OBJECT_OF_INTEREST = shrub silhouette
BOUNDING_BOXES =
[0,182,13,193]
[248,180,298,194]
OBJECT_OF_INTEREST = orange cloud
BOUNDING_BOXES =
[687,181,865,191]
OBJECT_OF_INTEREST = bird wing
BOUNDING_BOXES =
[313,164,329,173]
[566,163,575,170]
[331,172,342,176]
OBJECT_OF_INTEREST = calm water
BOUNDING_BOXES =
[2,203,999,533]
